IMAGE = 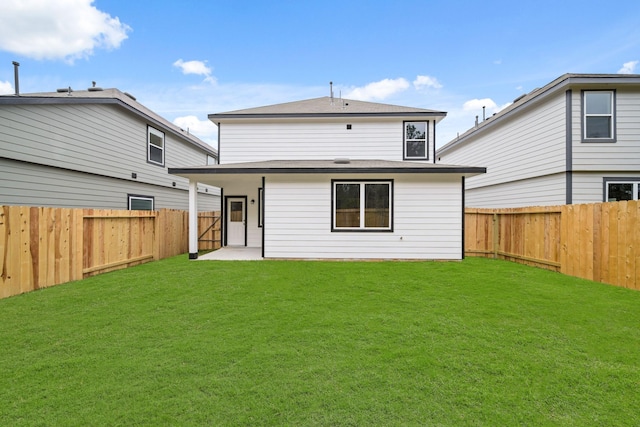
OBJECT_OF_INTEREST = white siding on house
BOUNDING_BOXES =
[464,173,566,208]
[219,119,436,164]
[0,158,220,211]
[439,92,566,190]
[572,88,640,172]
[263,173,463,260]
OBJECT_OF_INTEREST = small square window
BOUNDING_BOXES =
[404,121,428,160]
[147,126,165,166]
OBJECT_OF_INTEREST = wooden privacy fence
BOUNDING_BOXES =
[465,200,640,290]
[0,206,220,299]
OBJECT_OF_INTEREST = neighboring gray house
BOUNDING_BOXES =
[437,73,640,208]
[0,87,220,211]
[170,96,485,260]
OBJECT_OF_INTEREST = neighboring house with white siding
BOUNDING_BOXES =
[436,73,640,208]
[169,96,485,260]
[0,88,220,211]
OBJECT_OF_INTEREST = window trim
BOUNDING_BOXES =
[147,125,166,166]
[331,179,394,232]
[403,121,429,160]
[128,194,155,210]
[581,90,616,143]
[603,177,640,202]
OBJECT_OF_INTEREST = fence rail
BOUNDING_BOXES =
[1,206,220,299]
[465,200,640,290]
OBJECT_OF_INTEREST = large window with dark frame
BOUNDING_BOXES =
[583,90,615,141]
[404,121,428,160]
[332,180,393,231]
[147,126,165,166]
[605,179,640,202]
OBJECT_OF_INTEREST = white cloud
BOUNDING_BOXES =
[462,98,511,115]
[463,98,497,112]
[173,59,216,83]
[173,115,218,146]
[344,78,410,101]
[618,60,639,74]
[0,81,13,95]
[413,75,442,90]
[0,0,130,63]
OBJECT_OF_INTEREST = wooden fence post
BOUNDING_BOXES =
[153,210,161,261]
[492,213,499,259]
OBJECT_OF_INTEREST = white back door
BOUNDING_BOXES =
[227,198,246,246]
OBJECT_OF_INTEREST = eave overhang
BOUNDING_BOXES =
[169,160,486,186]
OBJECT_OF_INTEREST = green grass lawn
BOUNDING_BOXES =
[1,257,639,426]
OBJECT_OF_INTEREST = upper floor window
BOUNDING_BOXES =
[332,180,393,231]
[583,91,615,142]
[148,126,165,166]
[404,121,428,160]
[207,154,217,165]
[604,179,640,202]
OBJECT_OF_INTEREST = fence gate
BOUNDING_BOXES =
[198,214,221,251]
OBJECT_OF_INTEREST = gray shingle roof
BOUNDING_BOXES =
[209,96,446,121]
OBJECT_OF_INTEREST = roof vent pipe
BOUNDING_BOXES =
[475,115,479,127]
[330,81,334,104]
[482,106,486,121]
[12,61,19,96]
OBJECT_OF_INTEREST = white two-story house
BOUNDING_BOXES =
[170,96,485,260]
[437,73,640,208]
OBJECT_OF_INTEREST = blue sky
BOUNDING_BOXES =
[1,0,639,148]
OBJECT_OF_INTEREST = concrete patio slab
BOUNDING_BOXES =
[197,247,263,261]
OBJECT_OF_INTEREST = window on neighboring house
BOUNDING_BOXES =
[207,154,217,165]
[128,195,155,210]
[583,91,615,141]
[148,126,165,166]
[605,179,640,202]
[332,180,393,231]
[404,121,428,160]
